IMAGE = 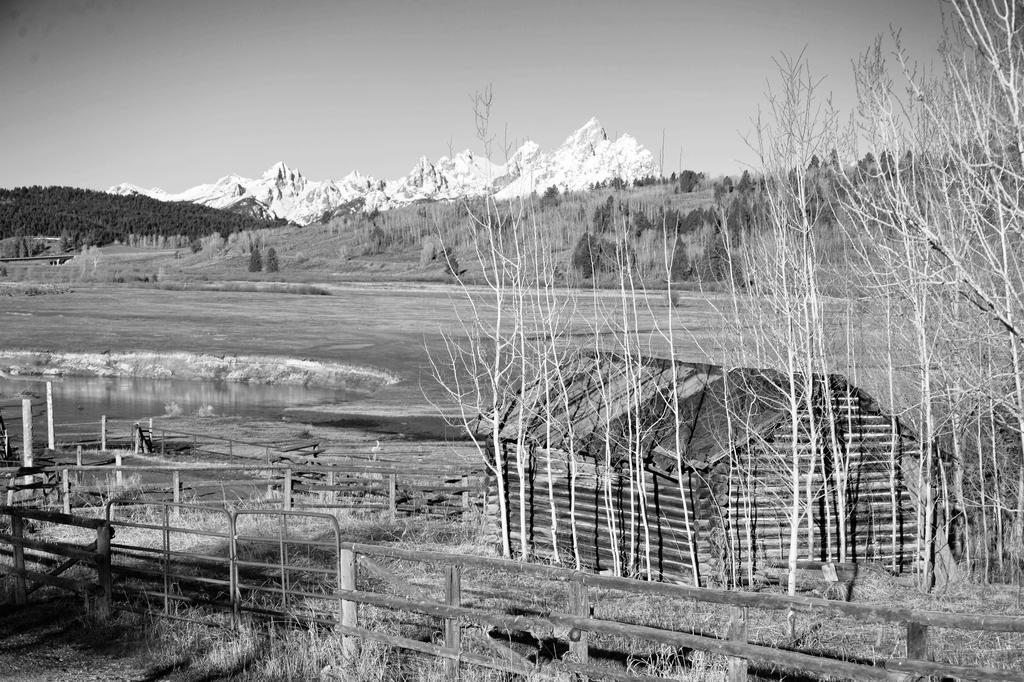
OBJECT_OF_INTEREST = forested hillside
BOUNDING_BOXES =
[0,186,284,248]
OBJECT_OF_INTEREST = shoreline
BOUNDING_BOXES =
[0,349,400,393]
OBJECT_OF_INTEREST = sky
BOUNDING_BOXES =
[0,0,945,192]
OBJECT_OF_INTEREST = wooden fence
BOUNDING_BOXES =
[1,461,488,519]
[2,503,1024,680]
[2,414,488,518]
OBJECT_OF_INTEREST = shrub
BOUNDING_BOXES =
[439,244,459,276]
[419,237,440,266]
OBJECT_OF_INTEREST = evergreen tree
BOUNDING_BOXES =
[248,244,262,272]
[592,195,615,233]
[539,185,561,209]
[736,170,753,193]
[264,247,279,272]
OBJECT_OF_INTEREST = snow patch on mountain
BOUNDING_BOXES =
[108,118,659,225]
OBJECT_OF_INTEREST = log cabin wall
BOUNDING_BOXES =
[501,448,712,584]
[489,357,925,587]
[719,384,920,585]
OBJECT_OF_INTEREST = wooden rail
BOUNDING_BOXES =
[2,461,488,520]
[3,504,1024,679]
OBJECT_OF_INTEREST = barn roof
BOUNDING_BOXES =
[487,352,858,475]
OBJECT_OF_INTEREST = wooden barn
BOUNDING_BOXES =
[485,353,931,587]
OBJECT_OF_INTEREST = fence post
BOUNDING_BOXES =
[283,467,292,511]
[444,564,462,677]
[95,522,112,620]
[162,505,170,616]
[76,445,83,466]
[21,398,33,467]
[133,423,140,455]
[46,381,54,451]
[100,415,107,451]
[727,605,749,682]
[172,470,181,506]
[388,474,397,520]
[11,513,27,605]
[569,575,589,667]
[906,621,931,661]
[461,475,470,514]
[61,469,71,515]
[229,512,240,629]
[339,547,359,664]
[328,470,337,507]
[115,449,123,487]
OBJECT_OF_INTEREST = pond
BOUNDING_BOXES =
[0,374,355,435]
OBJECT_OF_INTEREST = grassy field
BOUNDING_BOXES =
[0,283,732,422]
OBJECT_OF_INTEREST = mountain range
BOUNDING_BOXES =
[108,118,659,225]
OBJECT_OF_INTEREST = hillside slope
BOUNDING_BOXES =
[0,185,285,247]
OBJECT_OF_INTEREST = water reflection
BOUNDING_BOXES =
[0,375,352,427]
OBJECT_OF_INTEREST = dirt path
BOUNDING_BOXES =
[0,598,177,682]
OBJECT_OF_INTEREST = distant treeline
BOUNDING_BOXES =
[0,186,281,249]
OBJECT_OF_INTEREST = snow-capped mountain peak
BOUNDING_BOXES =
[263,161,302,182]
[108,118,659,224]
[565,116,607,150]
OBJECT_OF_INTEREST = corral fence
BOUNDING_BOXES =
[2,413,489,518]
[51,415,325,460]
[2,503,1024,681]
[1,461,488,520]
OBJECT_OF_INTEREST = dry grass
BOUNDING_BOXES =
[6,500,1024,679]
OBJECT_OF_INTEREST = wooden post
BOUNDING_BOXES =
[461,475,470,514]
[100,415,107,451]
[388,474,397,520]
[906,621,931,661]
[61,469,71,514]
[21,398,32,467]
[133,422,140,454]
[283,467,292,511]
[727,605,749,682]
[95,522,112,620]
[229,518,240,629]
[148,418,153,453]
[46,381,54,451]
[115,449,123,487]
[172,470,181,505]
[228,439,233,458]
[76,445,83,466]
[444,564,462,677]
[11,513,27,605]
[328,470,337,506]
[569,575,590,667]
[339,547,359,664]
